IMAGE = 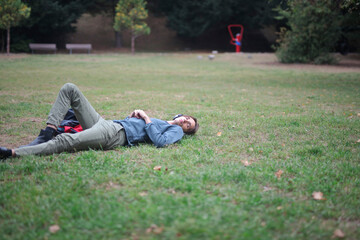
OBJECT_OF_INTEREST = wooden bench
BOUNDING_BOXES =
[29,43,57,54]
[66,44,92,54]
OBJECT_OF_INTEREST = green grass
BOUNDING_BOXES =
[0,53,359,239]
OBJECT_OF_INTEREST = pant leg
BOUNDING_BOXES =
[47,83,101,130]
[15,120,126,156]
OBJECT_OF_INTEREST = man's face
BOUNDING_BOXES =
[174,116,195,133]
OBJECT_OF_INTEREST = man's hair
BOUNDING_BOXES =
[183,115,199,135]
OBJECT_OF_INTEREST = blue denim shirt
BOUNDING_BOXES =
[113,117,184,147]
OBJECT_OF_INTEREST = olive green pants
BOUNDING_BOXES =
[15,83,126,156]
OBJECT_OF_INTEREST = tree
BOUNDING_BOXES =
[22,0,90,42]
[339,0,360,53]
[147,0,283,38]
[274,0,342,64]
[114,0,150,54]
[9,0,100,52]
[0,0,30,55]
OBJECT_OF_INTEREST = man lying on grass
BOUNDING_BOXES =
[0,83,199,160]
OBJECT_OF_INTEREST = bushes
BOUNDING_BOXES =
[275,0,341,64]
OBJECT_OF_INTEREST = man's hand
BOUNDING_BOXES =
[129,109,151,124]
[129,110,140,118]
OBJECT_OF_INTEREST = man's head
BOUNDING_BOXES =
[173,114,199,134]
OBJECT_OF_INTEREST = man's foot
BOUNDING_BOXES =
[19,127,57,148]
[0,147,12,160]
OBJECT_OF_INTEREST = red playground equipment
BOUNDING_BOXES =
[228,24,244,53]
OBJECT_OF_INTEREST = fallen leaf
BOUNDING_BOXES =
[168,188,176,194]
[312,191,325,200]
[153,166,161,171]
[49,225,60,233]
[275,170,283,179]
[276,206,283,210]
[153,226,164,234]
[263,186,273,191]
[249,147,254,152]
[242,160,250,166]
[146,224,164,234]
[332,229,345,238]
[217,132,222,136]
[139,192,148,197]
[106,181,121,190]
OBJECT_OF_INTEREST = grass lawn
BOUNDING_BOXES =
[0,53,359,239]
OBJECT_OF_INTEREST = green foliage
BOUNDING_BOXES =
[114,0,150,36]
[0,0,30,29]
[340,0,360,52]
[0,0,30,54]
[11,0,98,46]
[274,0,342,64]
[114,0,150,53]
[10,37,31,52]
[149,0,283,37]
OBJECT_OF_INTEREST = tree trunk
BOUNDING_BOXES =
[112,0,122,48]
[7,27,10,56]
[131,35,135,54]
[1,30,4,53]
[115,31,122,48]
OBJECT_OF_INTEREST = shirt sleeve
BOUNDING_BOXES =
[144,123,184,147]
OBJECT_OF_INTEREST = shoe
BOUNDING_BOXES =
[0,147,12,160]
[19,127,56,148]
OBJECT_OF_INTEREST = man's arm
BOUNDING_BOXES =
[144,124,183,147]
[129,109,183,147]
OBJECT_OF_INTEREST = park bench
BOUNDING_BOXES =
[66,44,92,54]
[29,43,57,54]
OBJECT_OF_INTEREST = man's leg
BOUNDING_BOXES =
[14,120,126,157]
[47,83,101,129]
[20,83,101,148]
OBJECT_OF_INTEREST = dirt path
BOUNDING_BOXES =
[219,52,360,73]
